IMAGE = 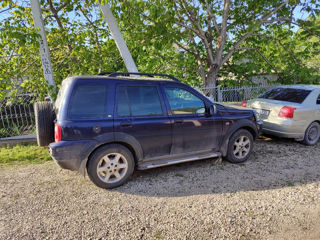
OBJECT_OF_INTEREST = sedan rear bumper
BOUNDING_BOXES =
[261,119,306,140]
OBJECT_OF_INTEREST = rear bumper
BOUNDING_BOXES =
[49,140,97,173]
[261,119,306,140]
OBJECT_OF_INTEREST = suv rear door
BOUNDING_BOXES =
[161,83,222,154]
[114,82,172,159]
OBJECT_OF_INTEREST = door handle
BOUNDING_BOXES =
[120,122,132,127]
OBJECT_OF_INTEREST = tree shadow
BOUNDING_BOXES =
[112,136,320,197]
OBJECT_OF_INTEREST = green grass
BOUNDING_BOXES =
[0,144,51,166]
[153,231,164,239]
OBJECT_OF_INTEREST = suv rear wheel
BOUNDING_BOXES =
[226,129,253,163]
[87,144,135,189]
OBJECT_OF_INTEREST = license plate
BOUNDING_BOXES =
[255,109,270,117]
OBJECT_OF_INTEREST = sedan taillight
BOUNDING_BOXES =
[278,106,296,118]
[54,124,62,142]
[241,100,247,107]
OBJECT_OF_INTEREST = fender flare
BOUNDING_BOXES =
[220,119,258,157]
[79,132,143,176]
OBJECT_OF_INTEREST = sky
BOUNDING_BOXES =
[0,1,312,30]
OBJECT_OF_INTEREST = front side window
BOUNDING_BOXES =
[116,86,163,117]
[68,83,108,119]
[164,87,205,115]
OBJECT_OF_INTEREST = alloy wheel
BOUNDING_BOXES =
[233,135,251,159]
[96,153,128,183]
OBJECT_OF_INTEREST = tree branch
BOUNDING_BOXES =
[204,0,220,34]
[47,0,73,53]
[237,47,278,73]
[79,7,103,72]
[188,34,206,82]
[250,33,301,65]
[215,0,230,64]
[222,0,289,65]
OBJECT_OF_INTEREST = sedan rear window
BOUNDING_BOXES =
[259,88,311,103]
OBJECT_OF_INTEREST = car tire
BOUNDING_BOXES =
[226,129,254,163]
[34,101,55,147]
[302,122,320,146]
[87,144,135,189]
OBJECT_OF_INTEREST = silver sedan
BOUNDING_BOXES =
[242,85,320,145]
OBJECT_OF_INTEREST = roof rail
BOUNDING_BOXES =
[107,72,180,82]
[98,72,112,75]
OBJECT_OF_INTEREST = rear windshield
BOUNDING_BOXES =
[258,88,311,103]
[55,78,71,116]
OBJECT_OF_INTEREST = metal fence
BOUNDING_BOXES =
[0,94,38,139]
[0,84,278,139]
[197,83,278,103]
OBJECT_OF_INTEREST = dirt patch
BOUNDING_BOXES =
[1,137,320,239]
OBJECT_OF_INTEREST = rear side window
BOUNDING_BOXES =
[116,86,163,117]
[259,88,311,104]
[317,94,320,104]
[55,78,71,116]
[68,83,108,119]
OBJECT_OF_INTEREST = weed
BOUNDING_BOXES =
[153,231,164,239]
[287,182,294,187]
[0,144,51,166]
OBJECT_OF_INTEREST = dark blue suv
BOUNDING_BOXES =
[43,73,261,189]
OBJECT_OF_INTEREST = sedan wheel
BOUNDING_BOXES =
[302,122,320,146]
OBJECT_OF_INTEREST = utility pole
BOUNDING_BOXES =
[30,0,55,87]
[100,4,139,73]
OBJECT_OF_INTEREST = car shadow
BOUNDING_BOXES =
[112,135,320,197]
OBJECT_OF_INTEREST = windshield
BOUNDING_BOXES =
[258,88,311,104]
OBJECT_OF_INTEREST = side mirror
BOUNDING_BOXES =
[208,104,217,116]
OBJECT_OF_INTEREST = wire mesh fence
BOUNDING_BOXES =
[197,83,279,103]
[0,83,279,139]
[0,94,38,139]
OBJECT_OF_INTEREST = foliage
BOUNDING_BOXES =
[0,0,126,100]
[0,0,319,100]
[112,0,320,87]
[0,144,51,166]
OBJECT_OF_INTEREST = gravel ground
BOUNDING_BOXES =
[1,136,320,240]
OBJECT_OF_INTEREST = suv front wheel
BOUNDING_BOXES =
[87,144,135,189]
[226,129,253,163]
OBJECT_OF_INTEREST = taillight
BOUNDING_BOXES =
[54,124,62,142]
[278,106,296,118]
[241,100,247,107]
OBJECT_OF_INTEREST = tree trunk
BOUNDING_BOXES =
[205,65,219,100]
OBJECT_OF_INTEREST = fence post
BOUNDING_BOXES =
[217,86,222,102]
